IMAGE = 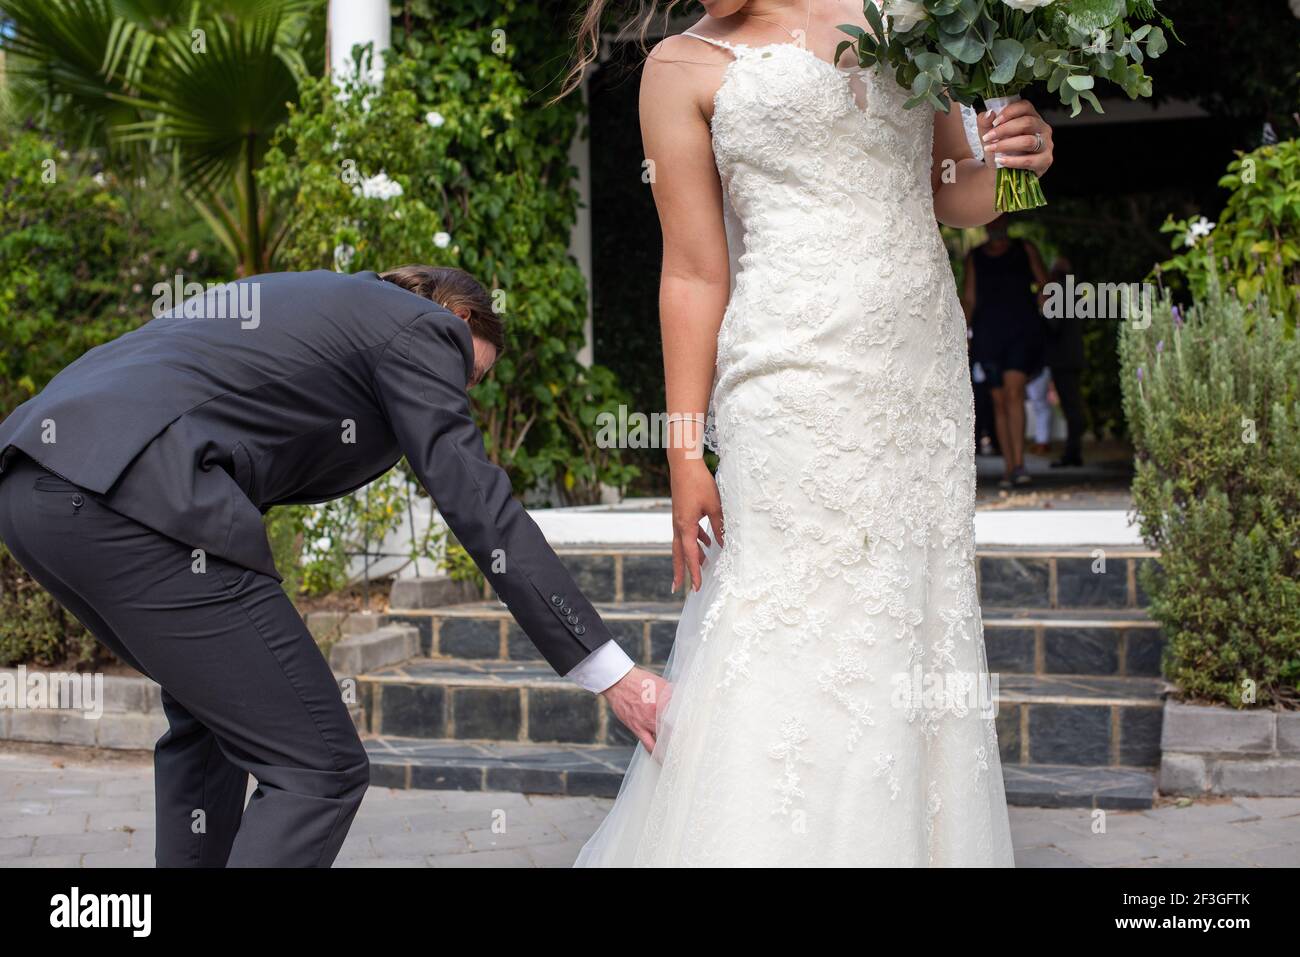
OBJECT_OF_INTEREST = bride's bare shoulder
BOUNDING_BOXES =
[641,31,732,118]
[643,31,732,82]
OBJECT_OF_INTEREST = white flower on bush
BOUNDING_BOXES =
[1183,216,1216,248]
[883,0,929,31]
[434,231,452,249]
[1000,0,1057,10]
[425,111,445,129]
[333,243,356,271]
[353,171,403,201]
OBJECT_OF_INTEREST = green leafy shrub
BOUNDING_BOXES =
[0,542,97,668]
[260,15,635,503]
[0,129,225,665]
[264,466,482,599]
[1119,280,1300,707]
[1157,139,1300,333]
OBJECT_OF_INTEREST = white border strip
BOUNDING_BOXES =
[527,507,1143,548]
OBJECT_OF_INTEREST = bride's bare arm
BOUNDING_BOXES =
[931,105,998,228]
[931,102,1055,228]
[640,37,731,592]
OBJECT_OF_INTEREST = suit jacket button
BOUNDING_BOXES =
[561,605,572,616]
[550,594,563,606]
[567,614,578,625]
[574,625,586,636]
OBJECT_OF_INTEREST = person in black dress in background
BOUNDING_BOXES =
[961,216,1050,489]
[1043,256,1087,467]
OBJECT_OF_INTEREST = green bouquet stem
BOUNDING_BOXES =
[995,166,1047,212]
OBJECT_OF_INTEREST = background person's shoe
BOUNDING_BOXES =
[1012,466,1032,486]
[1050,455,1083,468]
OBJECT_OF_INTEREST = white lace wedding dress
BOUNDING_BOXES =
[576,32,1014,867]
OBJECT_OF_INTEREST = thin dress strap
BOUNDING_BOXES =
[680,30,741,56]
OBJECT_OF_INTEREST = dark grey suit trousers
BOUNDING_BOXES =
[0,454,369,867]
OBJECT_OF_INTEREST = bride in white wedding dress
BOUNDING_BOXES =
[567,0,1056,866]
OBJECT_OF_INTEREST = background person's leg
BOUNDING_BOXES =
[1025,367,1053,449]
[1001,369,1029,475]
[1053,368,1087,464]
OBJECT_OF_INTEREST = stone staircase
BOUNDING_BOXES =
[342,544,1167,809]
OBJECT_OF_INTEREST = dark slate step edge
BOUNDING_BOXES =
[364,739,1155,809]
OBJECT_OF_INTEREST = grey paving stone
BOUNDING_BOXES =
[33,829,131,856]
[465,821,565,851]
[1141,800,1261,826]
[87,810,156,832]
[80,850,154,868]
[0,813,89,839]
[1013,845,1085,868]
[344,857,429,867]
[41,795,144,815]
[5,855,84,868]
[1050,832,1169,865]
[428,847,535,868]
[0,800,56,817]
[527,840,584,867]
[368,830,469,858]
[1238,843,1300,867]
[0,835,35,858]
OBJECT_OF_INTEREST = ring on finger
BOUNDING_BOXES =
[1032,131,1045,154]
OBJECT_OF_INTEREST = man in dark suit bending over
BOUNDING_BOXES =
[0,266,662,867]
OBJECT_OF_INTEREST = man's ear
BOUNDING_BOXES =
[445,303,472,323]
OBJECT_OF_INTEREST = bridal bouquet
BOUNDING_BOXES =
[839,0,1172,211]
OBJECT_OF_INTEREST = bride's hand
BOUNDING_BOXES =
[980,100,1055,179]
[670,459,724,593]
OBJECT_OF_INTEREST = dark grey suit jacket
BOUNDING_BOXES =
[0,270,608,674]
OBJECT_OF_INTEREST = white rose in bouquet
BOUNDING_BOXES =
[883,0,929,32]
[1000,0,1057,10]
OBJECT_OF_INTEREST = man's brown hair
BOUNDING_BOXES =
[380,265,504,355]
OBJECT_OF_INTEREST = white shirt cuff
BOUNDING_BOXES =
[565,639,635,694]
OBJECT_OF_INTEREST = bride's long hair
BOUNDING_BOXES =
[558,0,691,100]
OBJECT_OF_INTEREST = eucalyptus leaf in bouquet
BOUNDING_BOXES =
[838,0,1174,211]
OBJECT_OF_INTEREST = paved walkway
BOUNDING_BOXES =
[1,745,1297,867]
